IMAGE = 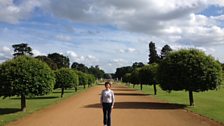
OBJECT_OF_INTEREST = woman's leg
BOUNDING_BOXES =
[107,103,112,126]
[102,103,107,125]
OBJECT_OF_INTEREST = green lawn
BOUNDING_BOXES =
[0,86,91,126]
[130,84,224,124]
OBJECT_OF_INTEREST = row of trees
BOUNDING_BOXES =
[117,42,223,106]
[0,43,97,111]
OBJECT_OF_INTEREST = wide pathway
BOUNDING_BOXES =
[7,84,223,126]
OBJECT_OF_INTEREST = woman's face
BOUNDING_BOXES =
[105,84,111,89]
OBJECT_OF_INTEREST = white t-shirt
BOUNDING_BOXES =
[101,89,115,103]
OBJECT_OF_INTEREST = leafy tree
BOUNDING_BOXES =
[76,71,88,89]
[132,62,144,69]
[86,74,96,87]
[12,43,33,57]
[104,73,113,80]
[0,56,55,111]
[35,55,58,70]
[139,64,158,95]
[148,41,160,64]
[158,49,223,106]
[123,73,131,83]
[88,65,105,79]
[54,68,79,97]
[71,62,89,73]
[115,66,133,80]
[48,53,70,69]
[130,68,140,88]
[161,44,172,60]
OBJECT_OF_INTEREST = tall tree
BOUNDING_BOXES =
[115,66,133,80]
[161,44,172,60]
[35,55,58,70]
[132,62,144,69]
[139,63,158,94]
[54,68,79,97]
[12,43,33,57]
[158,49,222,106]
[71,62,89,73]
[48,53,70,69]
[0,56,55,111]
[148,41,160,64]
[88,65,105,79]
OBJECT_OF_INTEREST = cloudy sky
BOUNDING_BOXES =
[0,0,224,73]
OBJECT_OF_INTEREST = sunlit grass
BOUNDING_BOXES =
[130,84,224,124]
[0,86,91,126]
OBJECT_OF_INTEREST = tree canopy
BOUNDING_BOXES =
[158,49,223,106]
[12,43,33,57]
[0,56,55,111]
[48,53,70,69]
[148,41,160,64]
[54,68,79,97]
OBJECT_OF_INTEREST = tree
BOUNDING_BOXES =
[88,65,105,79]
[48,53,70,69]
[76,71,88,89]
[12,43,33,57]
[130,68,140,88]
[139,63,158,95]
[148,41,160,64]
[123,73,131,83]
[0,56,55,111]
[115,66,133,80]
[54,68,79,97]
[71,62,89,73]
[132,62,144,69]
[157,49,223,106]
[161,44,172,60]
[35,55,58,70]
[86,74,96,87]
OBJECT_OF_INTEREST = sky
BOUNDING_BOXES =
[0,0,224,73]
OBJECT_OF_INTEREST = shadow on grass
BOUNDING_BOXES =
[114,93,151,96]
[11,96,59,100]
[84,102,186,110]
[53,91,74,94]
[0,108,21,115]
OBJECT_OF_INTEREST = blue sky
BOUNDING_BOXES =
[0,0,224,73]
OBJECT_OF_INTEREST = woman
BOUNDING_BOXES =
[100,81,115,126]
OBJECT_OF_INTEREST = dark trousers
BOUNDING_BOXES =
[102,103,112,126]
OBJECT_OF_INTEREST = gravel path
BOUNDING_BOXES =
[6,84,223,126]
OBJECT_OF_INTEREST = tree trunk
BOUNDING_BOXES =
[21,94,26,112]
[61,87,64,98]
[140,84,143,90]
[133,84,135,88]
[84,84,86,89]
[189,90,194,106]
[153,84,157,95]
[75,86,77,92]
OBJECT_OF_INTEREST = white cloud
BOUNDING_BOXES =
[119,48,136,53]
[56,34,72,42]
[65,51,99,66]
[0,46,13,62]
[32,49,44,56]
[42,0,224,47]
[0,0,44,23]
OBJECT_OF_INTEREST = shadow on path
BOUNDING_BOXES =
[0,108,21,115]
[114,93,151,96]
[84,102,186,110]
[111,88,136,91]
[11,96,59,100]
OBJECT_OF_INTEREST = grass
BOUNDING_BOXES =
[0,85,91,126]
[129,84,224,124]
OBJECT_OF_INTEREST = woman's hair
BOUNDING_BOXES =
[104,81,111,87]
